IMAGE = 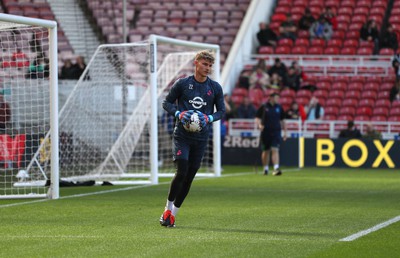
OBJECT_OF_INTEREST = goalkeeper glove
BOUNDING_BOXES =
[196,110,213,128]
[175,110,194,124]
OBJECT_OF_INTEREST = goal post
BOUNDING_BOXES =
[0,14,59,199]
[23,35,220,188]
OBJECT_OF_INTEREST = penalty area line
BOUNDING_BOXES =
[339,215,400,242]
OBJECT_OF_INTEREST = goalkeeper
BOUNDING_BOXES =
[160,50,225,227]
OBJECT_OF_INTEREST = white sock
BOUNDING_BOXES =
[165,200,173,211]
[274,164,279,170]
[171,205,180,217]
[264,166,269,171]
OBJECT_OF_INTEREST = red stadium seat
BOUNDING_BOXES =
[372,107,389,117]
[331,81,347,91]
[343,39,359,48]
[363,82,379,92]
[346,30,360,39]
[347,82,363,91]
[360,90,377,100]
[337,114,354,121]
[342,98,357,107]
[370,115,387,122]
[278,38,294,47]
[340,47,356,55]
[379,48,395,56]
[294,38,310,47]
[356,107,372,116]
[375,99,390,108]
[344,90,361,99]
[348,22,363,32]
[328,90,345,99]
[316,81,331,91]
[325,98,342,107]
[258,46,274,55]
[308,46,324,55]
[358,98,374,108]
[326,39,343,48]
[339,107,356,116]
[313,90,328,100]
[350,76,365,83]
[356,0,371,8]
[332,30,345,40]
[310,38,326,47]
[296,89,312,99]
[291,46,307,54]
[354,115,370,121]
[280,88,296,98]
[231,95,244,106]
[297,30,310,39]
[275,46,291,54]
[357,47,373,55]
[324,106,340,116]
[377,91,390,100]
[336,14,351,24]
[232,87,248,97]
[324,47,340,55]
[390,107,400,116]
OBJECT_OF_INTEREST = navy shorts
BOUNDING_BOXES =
[173,136,208,165]
[260,131,282,151]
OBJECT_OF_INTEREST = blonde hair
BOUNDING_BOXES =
[195,50,215,63]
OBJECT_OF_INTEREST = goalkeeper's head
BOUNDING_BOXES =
[195,50,215,64]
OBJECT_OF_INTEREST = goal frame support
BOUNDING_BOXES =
[0,14,59,199]
[149,35,221,184]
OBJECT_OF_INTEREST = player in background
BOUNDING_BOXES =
[255,93,287,176]
[160,50,225,227]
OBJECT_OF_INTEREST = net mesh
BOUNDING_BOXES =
[0,23,51,197]
[28,39,217,183]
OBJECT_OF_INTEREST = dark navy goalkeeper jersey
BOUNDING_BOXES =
[162,75,225,140]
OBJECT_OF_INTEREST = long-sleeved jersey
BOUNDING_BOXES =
[162,75,225,140]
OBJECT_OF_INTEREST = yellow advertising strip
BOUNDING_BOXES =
[299,137,304,168]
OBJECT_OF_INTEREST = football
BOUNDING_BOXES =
[183,112,202,132]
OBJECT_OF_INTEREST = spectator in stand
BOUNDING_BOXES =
[71,55,87,80]
[339,120,362,138]
[392,53,400,80]
[380,24,398,52]
[285,101,306,122]
[256,22,277,47]
[237,96,257,119]
[223,94,237,120]
[59,59,76,79]
[291,61,307,82]
[11,48,28,61]
[390,80,400,102]
[360,19,379,54]
[29,32,42,53]
[269,72,283,90]
[253,59,268,72]
[284,67,301,91]
[26,55,45,79]
[0,94,11,131]
[306,96,324,120]
[363,123,382,140]
[321,7,337,30]
[249,67,270,92]
[268,58,287,82]
[279,13,297,41]
[309,15,333,41]
[298,8,316,31]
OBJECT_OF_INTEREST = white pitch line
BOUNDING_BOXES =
[339,215,400,242]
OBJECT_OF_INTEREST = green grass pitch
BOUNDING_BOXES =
[0,167,399,258]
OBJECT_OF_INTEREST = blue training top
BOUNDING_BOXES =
[255,102,285,132]
[162,75,225,141]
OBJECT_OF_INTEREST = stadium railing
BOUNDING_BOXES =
[228,119,400,140]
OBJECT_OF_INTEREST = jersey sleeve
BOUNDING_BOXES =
[209,82,226,122]
[162,79,181,116]
[280,105,285,120]
[255,105,264,119]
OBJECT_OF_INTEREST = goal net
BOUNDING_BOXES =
[28,35,220,186]
[0,14,59,199]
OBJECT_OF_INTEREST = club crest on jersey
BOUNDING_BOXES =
[189,96,207,109]
[189,84,193,89]
[207,90,212,96]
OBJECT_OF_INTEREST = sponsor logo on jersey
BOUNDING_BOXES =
[176,150,182,156]
[189,96,207,109]
[189,84,193,89]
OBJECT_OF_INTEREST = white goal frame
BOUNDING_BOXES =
[0,14,59,199]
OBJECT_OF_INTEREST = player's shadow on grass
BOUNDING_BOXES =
[178,226,335,238]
